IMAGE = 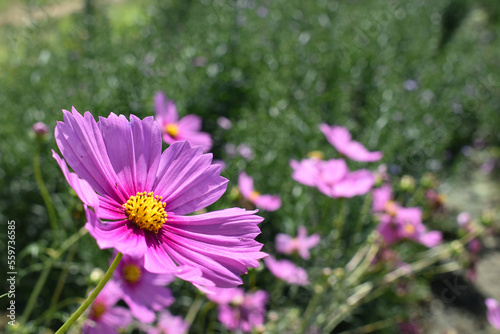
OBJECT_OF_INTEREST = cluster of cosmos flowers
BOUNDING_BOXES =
[51,92,499,333]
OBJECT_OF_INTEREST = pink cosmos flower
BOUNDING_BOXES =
[377,208,442,248]
[154,92,212,152]
[372,184,442,247]
[275,226,320,260]
[206,287,268,333]
[486,298,500,329]
[238,172,281,211]
[290,158,374,198]
[264,256,309,286]
[82,281,132,334]
[53,108,265,291]
[146,311,189,334]
[319,124,383,162]
[112,253,175,323]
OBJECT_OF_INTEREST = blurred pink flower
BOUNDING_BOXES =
[112,253,175,323]
[239,172,281,211]
[486,298,500,329]
[275,226,320,260]
[154,92,212,152]
[457,212,472,227]
[264,256,309,286]
[377,208,442,248]
[217,116,232,130]
[206,287,268,333]
[146,311,189,334]
[290,158,374,198]
[372,184,442,247]
[398,320,420,334]
[83,281,132,334]
[319,124,383,162]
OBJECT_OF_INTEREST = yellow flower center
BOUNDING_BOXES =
[385,201,398,217]
[123,264,142,284]
[91,301,106,320]
[123,191,167,233]
[403,223,416,235]
[307,150,324,160]
[165,123,180,138]
[249,190,260,202]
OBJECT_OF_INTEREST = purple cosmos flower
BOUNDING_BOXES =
[154,92,212,152]
[206,287,268,333]
[145,311,189,334]
[319,124,383,162]
[377,208,442,248]
[53,108,265,291]
[291,158,374,198]
[82,281,132,334]
[238,172,281,211]
[112,253,175,323]
[486,298,500,329]
[275,226,320,260]
[264,256,309,286]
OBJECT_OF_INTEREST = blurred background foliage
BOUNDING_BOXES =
[1,0,500,332]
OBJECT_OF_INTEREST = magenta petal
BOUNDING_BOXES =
[178,114,202,132]
[55,108,127,203]
[290,158,321,187]
[52,150,99,211]
[417,231,442,248]
[153,141,228,215]
[264,256,309,286]
[331,169,375,198]
[254,194,281,211]
[154,92,178,125]
[372,184,392,212]
[275,234,294,254]
[486,298,500,329]
[238,172,254,198]
[85,207,147,257]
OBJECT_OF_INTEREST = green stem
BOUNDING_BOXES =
[33,142,60,245]
[20,265,52,324]
[333,199,348,244]
[46,243,79,326]
[185,296,204,326]
[55,252,123,334]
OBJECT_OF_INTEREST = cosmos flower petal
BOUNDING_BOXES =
[54,108,127,203]
[329,169,375,198]
[85,207,148,257]
[153,141,228,215]
[290,158,321,187]
[275,234,294,254]
[264,256,309,286]
[99,306,133,329]
[178,114,202,132]
[52,151,99,211]
[154,92,178,125]
[486,298,500,329]
[123,293,156,323]
[372,184,393,212]
[238,172,254,198]
[417,231,442,248]
[254,194,281,211]
[320,124,382,162]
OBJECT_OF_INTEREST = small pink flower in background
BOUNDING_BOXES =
[377,207,442,248]
[83,281,132,334]
[217,116,232,130]
[32,121,49,137]
[146,311,189,334]
[239,172,281,211]
[457,212,472,227]
[290,157,323,187]
[113,253,175,323]
[206,287,268,333]
[237,144,254,160]
[276,226,320,260]
[264,256,309,286]
[398,320,420,334]
[290,158,374,198]
[319,124,383,162]
[486,298,500,329]
[154,92,212,152]
[53,108,266,291]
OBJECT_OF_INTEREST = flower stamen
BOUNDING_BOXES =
[123,264,142,284]
[165,123,180,138]
[123,192,167,233]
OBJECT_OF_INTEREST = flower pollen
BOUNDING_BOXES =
[90,301,107,320]
[307,150,324,160]
[249,190,260,202]
[123,191,167,233]
[166,123,180,138]
[123,263,142,284]
[403,224,416,235]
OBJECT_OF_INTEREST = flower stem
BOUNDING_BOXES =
[185,296,204,325]
[33,142,60,245]
[54,252,123,334]
[20,265,52,325]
